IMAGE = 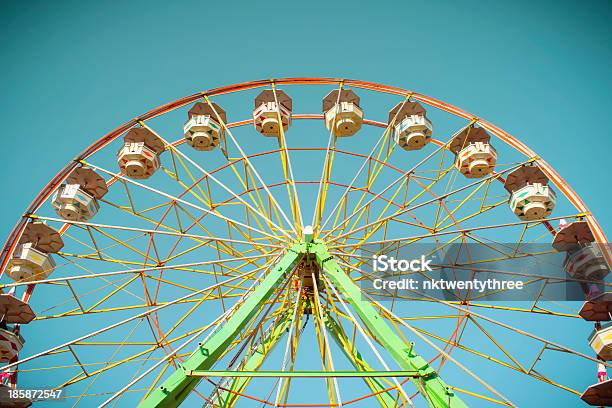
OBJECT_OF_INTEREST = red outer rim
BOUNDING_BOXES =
[1,77,609,273]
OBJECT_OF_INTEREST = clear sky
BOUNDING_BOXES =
[1,0,610,238]
[1,1,611,406]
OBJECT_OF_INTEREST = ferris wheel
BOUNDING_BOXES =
[0,78,610,407]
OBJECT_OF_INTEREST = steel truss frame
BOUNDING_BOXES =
[139,241,466,408]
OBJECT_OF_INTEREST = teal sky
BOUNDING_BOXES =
[1,0,611,237]
[1,1,611,406]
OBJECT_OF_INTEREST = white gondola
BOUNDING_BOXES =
[508,183,556,220]
[388,101,432,150]
[589,324,612,360]
[51,184,99,221]
[253,90,292,136]
[6,243,56,283]
[52,167,108,221]
[552,221,610,281]
[7,222,63,283]
[322,89,363,137]
[0,328,24,362]
[582,378,612,406]
[456,142,497,178]
[505,165,556,220]
[0,293,35,324]
[579,292,612,321]
[117,128,164,179]
[449,126,497,178]
[184,102,226,151]
[564,243,609,281]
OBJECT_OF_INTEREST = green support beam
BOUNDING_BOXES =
[139,240,466,408]
[138,246,303,408]
[323,310,402,407]
[311,243,467,408]
[187,370,421,378]
[212,313,292,407]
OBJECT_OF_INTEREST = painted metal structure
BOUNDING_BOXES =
[139,241,466,408]
[0,78,609,406]
[1,78,609,273]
